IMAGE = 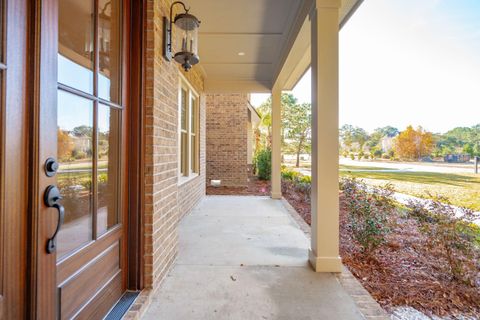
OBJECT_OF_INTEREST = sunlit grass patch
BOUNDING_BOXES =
[340,165,480,211]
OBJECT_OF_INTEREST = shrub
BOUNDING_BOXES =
[294,175,311,200]
[358,151,365,160]
[341,177,394,253]
[350,153,355,160]
[298,175,311,184]
[72,149,87,160]
[80,178,92,191]
[281,168,300,181]
[98,173,108,188]
[255,148,271,180]
[281,168,311,201]
[373,149,383,158]
[406,196,480,285]
[381,153,390,159]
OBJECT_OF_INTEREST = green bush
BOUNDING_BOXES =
[341,177,394,253]
[298,175,311,184]
[281,168,312,200]
[255,148,271,180]
[98,173,108,185]
[72,149,87,160]
[281,168,300,181]
[350,153,355,160]
[295,175,311,199]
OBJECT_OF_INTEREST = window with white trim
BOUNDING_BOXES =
[179,77,199,180]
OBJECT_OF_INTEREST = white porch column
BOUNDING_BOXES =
[271,86,282,199]
[309,0,342,272]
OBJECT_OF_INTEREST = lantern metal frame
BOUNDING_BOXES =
[164,1,201,71]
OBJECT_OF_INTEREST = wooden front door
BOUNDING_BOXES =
[33,0,130,318]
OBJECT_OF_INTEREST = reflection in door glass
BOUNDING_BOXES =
[57,90,93,259]
[97,104,120,235]
[98,0,122,103]
[58,0,94,94]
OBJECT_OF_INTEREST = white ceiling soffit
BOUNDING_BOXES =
[190,0,363,93]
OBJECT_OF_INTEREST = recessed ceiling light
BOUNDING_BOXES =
[238,52,245,56]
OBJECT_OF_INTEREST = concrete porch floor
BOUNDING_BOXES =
[142,196,364,320]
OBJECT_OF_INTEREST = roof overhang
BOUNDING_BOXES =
[276,0,364,91]
[189,0,363,93]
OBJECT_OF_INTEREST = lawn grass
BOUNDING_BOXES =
[339,165,480,211]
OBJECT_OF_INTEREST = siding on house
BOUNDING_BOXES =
[206,93,249,187]
[143,0,206,291]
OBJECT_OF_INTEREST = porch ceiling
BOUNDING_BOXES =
[190,0,362,93]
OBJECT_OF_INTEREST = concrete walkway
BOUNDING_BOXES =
[143,196,364,320]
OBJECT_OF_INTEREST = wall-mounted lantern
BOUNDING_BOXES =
[164,1,201,71]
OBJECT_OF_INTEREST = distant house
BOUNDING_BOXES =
[380,135,397,152]
[71,135,92,154]
[444,154,471,163]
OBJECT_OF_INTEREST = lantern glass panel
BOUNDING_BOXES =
[175,16,198,56]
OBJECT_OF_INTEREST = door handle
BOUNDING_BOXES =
[44,185,65,254]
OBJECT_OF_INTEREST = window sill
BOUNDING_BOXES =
[178,173,199,186]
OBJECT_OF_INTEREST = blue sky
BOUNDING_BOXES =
[251,0,480,134]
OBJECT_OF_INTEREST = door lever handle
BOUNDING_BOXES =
[44,185,65,254]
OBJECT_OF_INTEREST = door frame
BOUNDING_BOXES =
[0,0,29,319]
[127,0,145,291]
[27,0,146,318]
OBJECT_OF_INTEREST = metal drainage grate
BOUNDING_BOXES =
[105,291,140,320]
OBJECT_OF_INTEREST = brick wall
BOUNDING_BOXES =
[143,0,205,291]
[206,94,249,187]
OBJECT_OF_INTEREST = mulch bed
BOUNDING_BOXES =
[281,181,311,224]
[282,185,480,319]
[206,176,271,196]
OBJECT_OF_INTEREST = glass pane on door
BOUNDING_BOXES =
[97,104,120,235]
[98,0,122,103]
[58,0,94,94]
[56,90,94,259]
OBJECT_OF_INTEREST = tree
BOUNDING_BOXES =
[367,126,399,152]
[255,93,298,151]
[473,143,480,157]
[377,126,400,138]
[433,125,480,157]
[58,129,74,161]
[72,125,93,138]
[463,143,474,157]
[394,125,434,160]
[339,124,369,153]
[283,103,311,167]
